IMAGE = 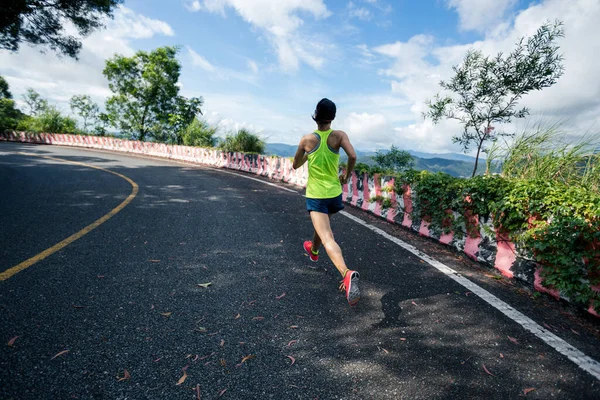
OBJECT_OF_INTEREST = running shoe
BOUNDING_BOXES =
[339,270,360,306]
[303,240,319,262]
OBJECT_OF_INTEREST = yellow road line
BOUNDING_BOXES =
[0,152,139,281]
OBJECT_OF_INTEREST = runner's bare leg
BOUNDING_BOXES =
[310,212,348,277]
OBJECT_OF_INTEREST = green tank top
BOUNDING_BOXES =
[306,129,342,199]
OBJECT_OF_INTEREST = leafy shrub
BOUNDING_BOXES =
[220,128,265,153]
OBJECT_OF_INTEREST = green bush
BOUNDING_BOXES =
[220,128,265,153]
[17,106,77,133]
[182,118,218,148]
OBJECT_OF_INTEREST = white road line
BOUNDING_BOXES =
[339,210,600,381]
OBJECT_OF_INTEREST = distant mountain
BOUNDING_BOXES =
[407,150,485,163]
[264,142,492,177]
[265,143,297,157]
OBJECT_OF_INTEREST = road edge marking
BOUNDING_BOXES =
[339,210,600,381]
[0,153,139,281]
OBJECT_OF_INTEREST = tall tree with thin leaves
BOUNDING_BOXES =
[424,21,565,177]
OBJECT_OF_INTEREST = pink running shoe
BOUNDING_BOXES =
[339,270,360,306]
[303,240,319,262]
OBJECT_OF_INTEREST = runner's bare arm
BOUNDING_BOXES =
[293,136,308,169]
[338,131,357,183]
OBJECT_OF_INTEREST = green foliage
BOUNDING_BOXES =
[182,118,218,148]
[18,105,77,133]
[410,171,462,234]
[0,76,24,130]
[0,76,11,99]
[22,88,48,116]
[491,123,600,192]
[103,46,203,142]
[1,0,123,59]
[165,96,204,145]
[220,128,265,153]
[70,94,99,133]
[425,21,565,177]
[372,145,414,173]
[0,98,24,131]
[369,195,393,209]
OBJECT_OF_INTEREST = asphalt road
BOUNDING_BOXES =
[1,141,600,400]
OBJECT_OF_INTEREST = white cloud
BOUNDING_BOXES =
[188,47,216,72]
[186,0,331,72]
[0,6,174,113]
[340,112,395,149]
[365,0,600,154]
[348,2,373,21]
[184,0,202,12]
[247,60,259,75]
[447,0,517,32]
[186,47,260,85]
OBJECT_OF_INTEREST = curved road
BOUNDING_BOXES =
[1,141,599,399]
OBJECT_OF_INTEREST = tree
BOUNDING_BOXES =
[103,46,203,142]
[372,145,414,173]
[424,21,565,177]
[94,112,112,136]
[70,94,99,132]
[19,105,76,133]
[164,96,204,144]
[182,118,218,148]
[220,129,265,153]
[0,75,24,130]
[1,0,123,59]
[22,88,48,116]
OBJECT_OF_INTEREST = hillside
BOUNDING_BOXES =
[265,143,491,177]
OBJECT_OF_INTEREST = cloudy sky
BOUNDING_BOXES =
[1,0,599,153]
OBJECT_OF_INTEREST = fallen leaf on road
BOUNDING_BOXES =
[117,369,130,381]
[508,336,519,344]
[51,350,70,360]
[218,389,227,397]
[287,340,298,347]
[482,364,494,376]
[248,300,257,305]
[176,370,188,385]
[220,359,227,367]
[543,322,553,330]
[499,353,504,359]
[287,355,296,366]
[571,329,580,335]
[72,305,86,309]
[197,282,212,288]
[235,313,241,319]
[154,358,162,362]
[97,275,105,279]
[196,384,201,400]
[276,292,286,300]
[148,260,161,263]
[289,325,299,329]
[195,327,207,333]
[381,348,389,354]
[241,355,255,363]
[411,301,419,306]
[160,312,172,317]
[523,388,536,395]
[220,339,225,347]
[7,336,19,347]
[400,338,406,341]
[252,316,265,321]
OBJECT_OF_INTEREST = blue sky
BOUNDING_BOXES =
[1,0,599,153]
